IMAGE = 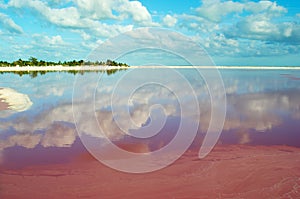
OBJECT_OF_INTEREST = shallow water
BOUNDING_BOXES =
[0,69,300,165]
[0,68,300,197]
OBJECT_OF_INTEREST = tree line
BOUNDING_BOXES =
[0,57,129,67]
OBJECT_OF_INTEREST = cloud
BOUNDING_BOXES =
[195,0,286,23]
[116,0,153,25]
[74,0,116,19]
[8,0,134,39]
[0,122,76,151]
[1,71,299,152]
[181,0,300,58]
[0,12,23,33]
[8,0,151,37]
[0,133,41,150]
[225,14,300,44]
[41,122,76,147]
[0,1,7,9]
[9,0,86,28]
[32,34,65,46]
[237,131,251,144]
[196,0,244,22]
[73,0,155,25]
[244,1,287,15]
[198,33,240,55]
[221,90,300,132]
[163,15,177,27]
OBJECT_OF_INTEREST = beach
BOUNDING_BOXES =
[0,144,299,199]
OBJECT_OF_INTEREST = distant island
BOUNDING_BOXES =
[0,57,129,78]
[0,57,129,67]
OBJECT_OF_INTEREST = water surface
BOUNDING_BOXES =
[0,69,300,166]
[0,68,300,198]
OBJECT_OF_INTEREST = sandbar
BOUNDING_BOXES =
[0,88,32,112]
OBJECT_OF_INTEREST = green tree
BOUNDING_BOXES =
[29,57,38,66]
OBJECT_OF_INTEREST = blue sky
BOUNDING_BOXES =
[0,0,300,66]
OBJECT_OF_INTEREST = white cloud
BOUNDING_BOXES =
[180,14,220,34]
[0,133,41,150]
[33,85,66,98]
[74,0,154,25]
[226,14,300,43]
[195,0,287,23]
[8,0,134,38]
[244,1,287,16]
[80,31,92,41]
[9,0,153,31]
[196,0,244,22]
[41,122,76,147]
[223,91,300,132]
[9,0,83,27]
[163,14,177,27]
[117,0,153,25]
[33,34,65,46]
[196,33,240,56]
[0,12,23,33]
[178,1,300,58]
[0,122,76,151]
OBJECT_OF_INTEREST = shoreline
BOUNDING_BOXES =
[1,144,299,198]
[0,65,127,72]
[1,65,300,71]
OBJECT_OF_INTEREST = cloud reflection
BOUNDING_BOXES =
[222,91,300,132]
[41,122,76,147]
[0,72,299,152]
[0,122,75,151]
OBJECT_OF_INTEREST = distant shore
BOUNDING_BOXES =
[1,65,300,72]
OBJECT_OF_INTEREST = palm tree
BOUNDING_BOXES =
[29,57,38,66]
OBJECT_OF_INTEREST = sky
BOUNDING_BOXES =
[0,0,300,66]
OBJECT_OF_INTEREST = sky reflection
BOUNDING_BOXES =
[0,69,300,166]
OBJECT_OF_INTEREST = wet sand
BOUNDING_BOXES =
[1,144,299,199]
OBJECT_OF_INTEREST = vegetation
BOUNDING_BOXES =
[0,57,129,67]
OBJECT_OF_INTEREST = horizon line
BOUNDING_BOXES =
[1,65,300,72]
